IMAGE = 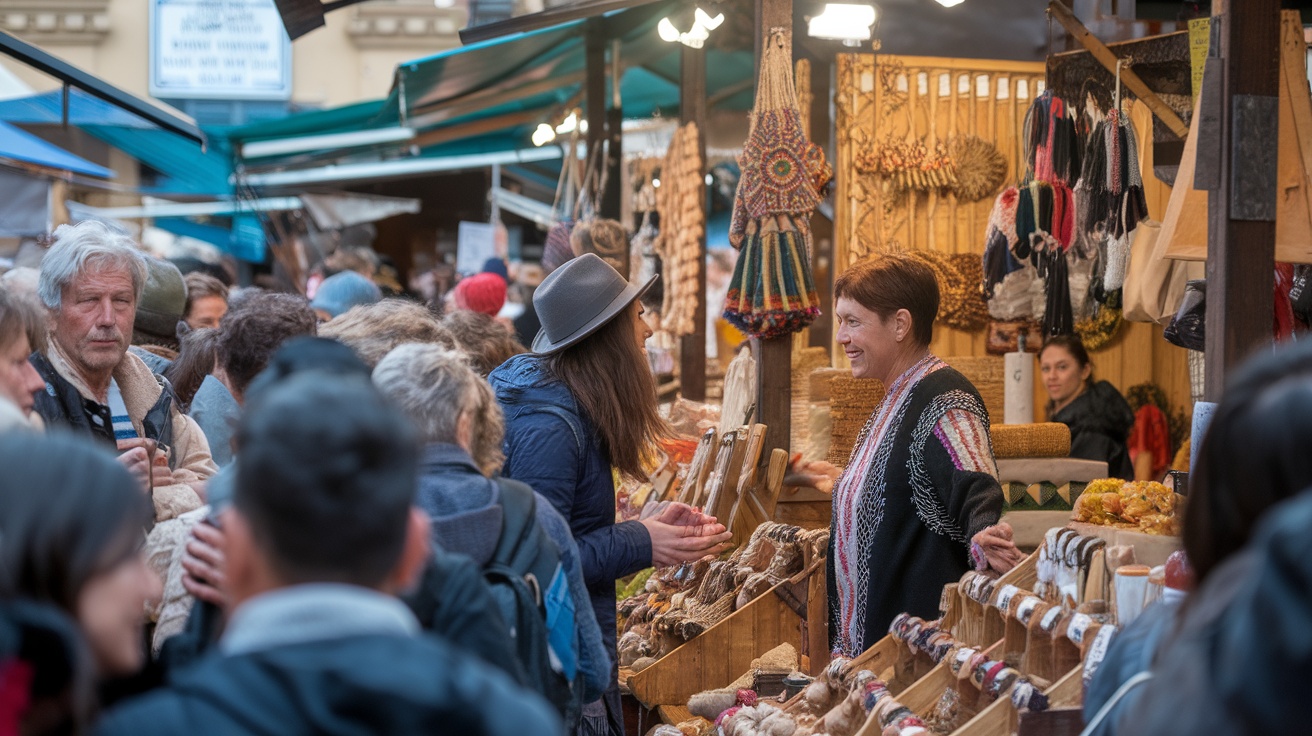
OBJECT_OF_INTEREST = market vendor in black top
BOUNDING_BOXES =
[1039,335,1135,480]
[797,254,1023,657]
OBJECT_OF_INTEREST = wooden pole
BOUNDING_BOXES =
[1202,1,1280,400]
[680,43,708,401]
[602,39,624,228]
[585,20,606,201]
[753,0,793,458]
[1047,1,1190,139]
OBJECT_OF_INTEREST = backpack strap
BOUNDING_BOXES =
[492,478,563,606]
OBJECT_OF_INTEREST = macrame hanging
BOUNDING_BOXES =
[723,28,831,339]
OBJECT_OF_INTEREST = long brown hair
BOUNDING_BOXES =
[545,301,667,480]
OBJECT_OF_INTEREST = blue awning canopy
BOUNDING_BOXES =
[0,120,113,178]
[0,88,156,128]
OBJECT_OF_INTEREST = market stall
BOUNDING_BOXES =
[602,1,1299,734]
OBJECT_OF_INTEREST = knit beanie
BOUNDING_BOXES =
[481,257,509,282]
[452,273,507,316]
[310,270,381,319]
[133,258,187,345]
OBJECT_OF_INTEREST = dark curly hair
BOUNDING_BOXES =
[441,309,525,377]
[217,293,318,397]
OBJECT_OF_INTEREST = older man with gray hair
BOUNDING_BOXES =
[30,220,216,522]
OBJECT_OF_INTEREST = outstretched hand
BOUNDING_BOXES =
[641,501,732,568]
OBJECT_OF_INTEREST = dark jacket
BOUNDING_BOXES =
[416,443,610,701]
[95,634,562,736]
[161,548,526,689]
[0,600,87,736]
[1115,491,1312,735]
[1050,380,1135,480]
[30,351,174,452]
[489,354,652,659]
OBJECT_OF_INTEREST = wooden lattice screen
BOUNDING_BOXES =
[831,53,1193,420]
[834,54,1046,268]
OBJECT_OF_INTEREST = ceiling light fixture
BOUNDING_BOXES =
[657,6,725,49]
[807,3,878,47]
[532,124,557,147]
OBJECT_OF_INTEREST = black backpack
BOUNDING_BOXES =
[484,478,579,727]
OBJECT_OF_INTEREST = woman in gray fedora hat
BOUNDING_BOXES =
[490,253,732,735]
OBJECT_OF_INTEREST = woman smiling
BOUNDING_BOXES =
[799,254,1022,656]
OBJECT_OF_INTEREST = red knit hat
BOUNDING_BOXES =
[453,272,507,316]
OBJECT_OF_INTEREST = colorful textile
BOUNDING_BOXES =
[1128,404,1170,478]
[830,356,1004,655]
[735,109,821,220]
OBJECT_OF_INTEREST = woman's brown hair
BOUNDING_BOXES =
[544,301,667,480]
[164,327,220,410]
[834,254,939,347]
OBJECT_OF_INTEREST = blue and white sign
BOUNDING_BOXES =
[149,0,292,101]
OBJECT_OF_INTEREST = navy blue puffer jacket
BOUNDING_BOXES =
[489,354,652,657]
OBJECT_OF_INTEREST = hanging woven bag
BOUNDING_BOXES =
[723,29,829,339]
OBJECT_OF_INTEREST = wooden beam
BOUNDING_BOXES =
[1203,1,1280,399]
[1047,1,1190,139]
[408,109,544,149]
[407,72,586,128]
[680,42,708,401]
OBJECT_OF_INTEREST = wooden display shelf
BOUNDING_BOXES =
[950,665,1082,736]
[625,553,828,710]
[1066,522,1180,568]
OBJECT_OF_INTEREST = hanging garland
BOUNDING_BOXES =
[856,135,957,193]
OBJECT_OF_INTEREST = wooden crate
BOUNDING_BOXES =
[625,553,829,710]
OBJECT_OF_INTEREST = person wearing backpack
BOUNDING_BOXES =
[489,254,733,735]
[373,342,608,728]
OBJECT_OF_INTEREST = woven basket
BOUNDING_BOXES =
[990,422,1071,459]
[809,367,849,402]
[792,347,831,456]
[943,355,1005,423]
[827,376,885,466]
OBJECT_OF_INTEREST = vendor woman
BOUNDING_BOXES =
[1039,336,1135,480]
[799,254,1022,656]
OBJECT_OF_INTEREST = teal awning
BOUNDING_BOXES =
[225,1,753,187]
[81,125,233,196]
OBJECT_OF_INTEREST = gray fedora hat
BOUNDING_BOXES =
[532,252,657,355]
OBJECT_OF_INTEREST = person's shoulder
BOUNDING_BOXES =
[916,362,988,413]
[93,684,205,736]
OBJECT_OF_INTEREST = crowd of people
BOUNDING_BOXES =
[3,218,1311,734]
[0,219,730,735]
